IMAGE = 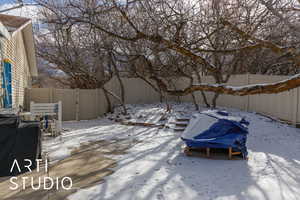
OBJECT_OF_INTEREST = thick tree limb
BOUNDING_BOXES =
[138,32,219,74]
[151,74,300,96]
[221,19,300,65]
[221,19,284,53]
[259,0,300,36]
[193,44,284,54]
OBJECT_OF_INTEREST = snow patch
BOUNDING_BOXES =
[43,103,300,200]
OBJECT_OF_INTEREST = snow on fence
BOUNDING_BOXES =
[24,74,300,124]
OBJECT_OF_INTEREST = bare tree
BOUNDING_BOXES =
[36,8,128,113]
[35,0,300,107]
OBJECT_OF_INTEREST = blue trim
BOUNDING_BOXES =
[2,62,12,108]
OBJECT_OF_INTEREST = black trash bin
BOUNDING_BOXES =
[0,114,41,177]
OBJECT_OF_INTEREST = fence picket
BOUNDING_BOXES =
[24,75,299,124]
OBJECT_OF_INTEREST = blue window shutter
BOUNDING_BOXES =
[2,61,12,108]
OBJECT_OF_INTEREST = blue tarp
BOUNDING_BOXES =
[181,110,249,157]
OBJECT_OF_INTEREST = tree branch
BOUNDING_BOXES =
[152,74,300,96]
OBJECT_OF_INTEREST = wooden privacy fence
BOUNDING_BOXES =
[25,75,300,124]
[24,77,161,121]
[25,88,108,121]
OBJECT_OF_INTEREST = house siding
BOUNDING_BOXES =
[1,31,32,108]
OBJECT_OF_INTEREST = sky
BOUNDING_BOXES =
[0,0,41,32]
[0,0,35,5]
[0,0,39,17]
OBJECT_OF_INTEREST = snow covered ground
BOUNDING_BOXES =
[45,103,300,200]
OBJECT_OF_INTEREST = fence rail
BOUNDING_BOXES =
[25,75,300,124]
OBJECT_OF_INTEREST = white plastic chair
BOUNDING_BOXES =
[30,101,62,137]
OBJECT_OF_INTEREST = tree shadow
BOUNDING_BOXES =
[71,124,300,200]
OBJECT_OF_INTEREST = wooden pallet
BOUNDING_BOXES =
[183,146,246,160]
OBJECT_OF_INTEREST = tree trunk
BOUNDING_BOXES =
[162,92,171,112]
[191,92,199,110]
[211,0,222,109]
[193,67,211,107]
[211,93,220,109]
[102,87,112,113]
[102,87,127,114]
[200,91,210,108]
[111,54,127,114]
[114,66,125,103]
[115,73,127,114]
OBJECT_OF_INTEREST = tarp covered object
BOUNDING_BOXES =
[181,110,249,157]
[0,114,41,177]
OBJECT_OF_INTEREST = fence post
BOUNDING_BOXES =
[95,89,99,117]
[49,88,54,103]
[25,88,30,111]
[58,101,62,132]
[75,88,80,121]
[293,88,299,126]
[245,74,250,111]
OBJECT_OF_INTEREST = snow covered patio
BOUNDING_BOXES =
[10,103,300,200]
[41,103,300,200]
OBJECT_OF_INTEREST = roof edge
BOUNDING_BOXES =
[0,21,11,40]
